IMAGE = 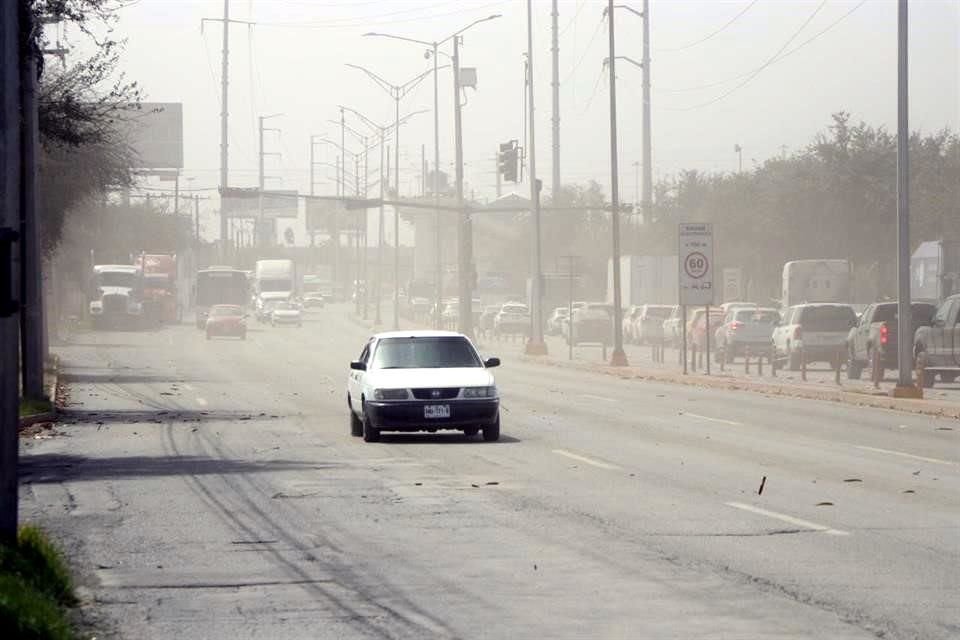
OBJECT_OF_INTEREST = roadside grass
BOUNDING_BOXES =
[19,397,53,418]
[0,525,78,640]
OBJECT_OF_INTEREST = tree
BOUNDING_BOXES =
[28,0,143,253]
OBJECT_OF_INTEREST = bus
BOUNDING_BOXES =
[195,267,249,328]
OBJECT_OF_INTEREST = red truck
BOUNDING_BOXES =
[135,253,181,324]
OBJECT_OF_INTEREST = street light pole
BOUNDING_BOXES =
[894,0,917,396]
[453,35,472,337]
[525,0,547,355]
[362,16,501,336]
[433,42,442,329]
[394,95,400,329]
[607,0,629,366]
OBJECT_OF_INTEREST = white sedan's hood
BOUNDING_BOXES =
[365,367,494,389]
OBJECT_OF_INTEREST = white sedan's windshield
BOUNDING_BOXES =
[372,337,481,369]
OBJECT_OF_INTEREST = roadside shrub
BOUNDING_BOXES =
[0,526,75,606]
[0,574,73,640]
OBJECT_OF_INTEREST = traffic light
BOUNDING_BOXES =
[498,140,519,183]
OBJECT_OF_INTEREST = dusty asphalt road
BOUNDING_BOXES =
[19,306,960,639]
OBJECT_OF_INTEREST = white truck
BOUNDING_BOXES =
[253,259,297,319]
[781,259,851,309]
[89,264,144,330]
[911,240,960,302]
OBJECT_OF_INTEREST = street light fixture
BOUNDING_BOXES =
[336,103,427,326]
[364,14,502,333]
[345,61,439,330]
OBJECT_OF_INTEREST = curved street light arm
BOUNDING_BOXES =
[345,63,397,98]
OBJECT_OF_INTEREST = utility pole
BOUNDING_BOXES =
[525,0,547,355]
[641,0,652,226]
[607,0,629,366]
[551,0,561,199]
[393,95,400,329]
[339,107,345,295]
[201,1,254,259]
[257,113,281,248]
[376,137,385,324]
[20,6,44,400]
[219,0,229,254]
[1,0,23,542]
[432,43,442,330]
[194,195,200,245]
[894,0,917,397]
[453,35,473,336]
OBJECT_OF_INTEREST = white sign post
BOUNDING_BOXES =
[678,223,714,374]
[679,223,714,305]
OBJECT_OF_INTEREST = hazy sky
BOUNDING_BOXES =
[67,0,959,239]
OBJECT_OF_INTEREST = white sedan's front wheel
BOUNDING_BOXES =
[482,414,500,442]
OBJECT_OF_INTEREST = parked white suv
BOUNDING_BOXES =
[772,303,857,370]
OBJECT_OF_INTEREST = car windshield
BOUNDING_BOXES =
[97,272,137,288]
[211,306,241,317]
[275,303,297,310]
[371,337,481,369]
[872,303,937,325]
[646,307,672,318]
[736,309,779,323]
[502,305,528,314]
[800,306,856,330]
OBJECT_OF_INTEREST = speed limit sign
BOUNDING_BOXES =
[678,223,714,305]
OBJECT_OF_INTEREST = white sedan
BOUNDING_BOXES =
[346,330,501,443]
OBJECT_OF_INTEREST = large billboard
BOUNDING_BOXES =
[123,102,183,169]
[221,188,299,219]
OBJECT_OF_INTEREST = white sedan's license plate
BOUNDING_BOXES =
[424,404,450,419]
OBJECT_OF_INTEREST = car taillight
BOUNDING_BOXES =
[880,323,889,345]
[730,321,744,331]
[794,326,802,340]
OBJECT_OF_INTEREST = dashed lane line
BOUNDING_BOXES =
[726,502,850,536]
[854,445,955,466]
[580,394,617,403]
[553,449,622,470]
[684,412,742,426]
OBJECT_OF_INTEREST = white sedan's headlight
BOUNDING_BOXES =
[373,388,409,401]
[462,386,497,398]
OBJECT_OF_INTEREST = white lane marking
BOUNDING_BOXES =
[854,445,955,466]
[726,502,849,536]
[552,449,622,470]
[183,383,195,391]
[196,397,209,407]
[580,394,616,403]
[684,412,741,426]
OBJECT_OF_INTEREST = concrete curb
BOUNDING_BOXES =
[516,354,960,420]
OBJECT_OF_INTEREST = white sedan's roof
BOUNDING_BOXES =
[373,330,466,340]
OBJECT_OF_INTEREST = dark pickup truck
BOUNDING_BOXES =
[846,301,937,380]
[914,294,960,387]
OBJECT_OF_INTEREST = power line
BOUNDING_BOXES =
[667,0,829,111]
[656,0,867,95]
[252,1,506,29]
[655,0,758,52]
[561,12,606,86]
[560,0,588,36]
